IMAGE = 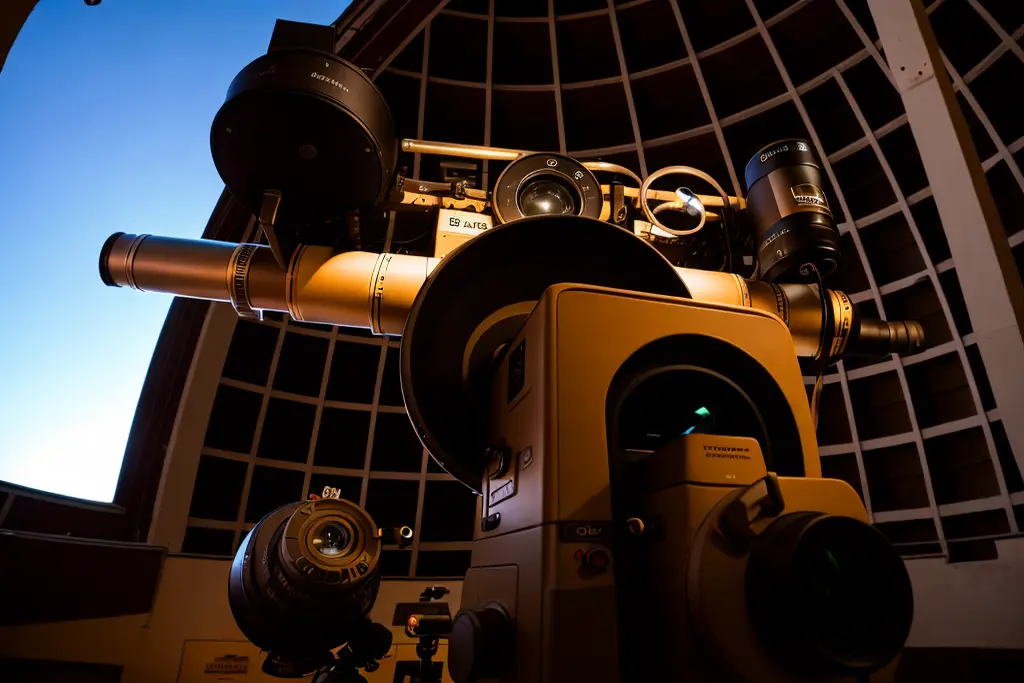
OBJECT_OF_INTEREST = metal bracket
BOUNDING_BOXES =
[258,190,286,268]
[718,473,786,542]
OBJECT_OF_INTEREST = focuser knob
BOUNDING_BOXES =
[448,604,514,683]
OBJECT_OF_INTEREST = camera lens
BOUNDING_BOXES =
[745,139,842,283]
[311,520,351,558]
[518,175,579,217]
[228,499,383,668]
[746,512,913,674]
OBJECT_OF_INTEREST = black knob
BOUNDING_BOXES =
[448,604,514,683]
[484,444,512,479]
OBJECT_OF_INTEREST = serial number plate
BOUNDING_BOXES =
[439,208,493,236]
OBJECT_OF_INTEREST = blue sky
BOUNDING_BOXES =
[1,0,349,502]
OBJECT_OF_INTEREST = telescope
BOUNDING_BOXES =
[98,20,920,683]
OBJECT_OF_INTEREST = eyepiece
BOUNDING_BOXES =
[852,319,925,357]
[98,232,126,287]
[519,176,579,217]
[310,519,351,558]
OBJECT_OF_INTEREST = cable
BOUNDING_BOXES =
[810,372,824,431]
[806,261,830,427]
[639,166,731,239]
[720,194,733,273]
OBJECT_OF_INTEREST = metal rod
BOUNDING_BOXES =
[616,185,745,209]
[402,138,527,161]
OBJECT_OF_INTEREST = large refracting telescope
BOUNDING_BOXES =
[98,20,921,683]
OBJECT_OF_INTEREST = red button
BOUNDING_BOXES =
[584,549,610,572]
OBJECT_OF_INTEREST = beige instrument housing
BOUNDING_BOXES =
[458,284,874,682]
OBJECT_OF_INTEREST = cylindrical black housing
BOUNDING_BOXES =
[745,140,842,283]
[850,318,925,357]
[227,498,383,669]
[211,48,397,231]
[745,512,914,674]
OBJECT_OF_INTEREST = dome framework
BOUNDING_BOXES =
[169,0,1024,576]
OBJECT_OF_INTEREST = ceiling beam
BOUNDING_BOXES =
[870,0,1024,483]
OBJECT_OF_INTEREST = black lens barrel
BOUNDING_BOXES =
[745,140,842,283]
[746,512,914,674]
[851,319,925,357]
[228,499,383,666]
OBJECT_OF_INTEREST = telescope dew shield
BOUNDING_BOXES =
[745,140,842,283]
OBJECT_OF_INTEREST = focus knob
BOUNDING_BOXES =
[448,604,514,683]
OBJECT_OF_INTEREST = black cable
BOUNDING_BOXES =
[390,229,432,245]
[807,262,830,427]
[720,197,733,273]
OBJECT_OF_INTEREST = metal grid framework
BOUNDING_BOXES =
[182,0,1024,572]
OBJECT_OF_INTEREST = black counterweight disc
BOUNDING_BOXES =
[400,215,690,493]
[211,49,396,227]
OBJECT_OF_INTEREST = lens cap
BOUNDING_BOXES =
[400,215,690,492]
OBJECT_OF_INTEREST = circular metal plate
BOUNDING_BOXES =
[400,215,690,492]
[493,153,603,224]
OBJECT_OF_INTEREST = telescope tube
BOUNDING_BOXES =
[673,268,923,361]
[100,233,438,336]
[99,233,920,358]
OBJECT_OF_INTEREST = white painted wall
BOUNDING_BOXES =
[903,537,1024,649]
[1,540,1021,682]
[0,556,463,683]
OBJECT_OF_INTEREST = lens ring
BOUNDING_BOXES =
[491,153,602,224]
[228,499,385,663]
[279,500,378,587]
